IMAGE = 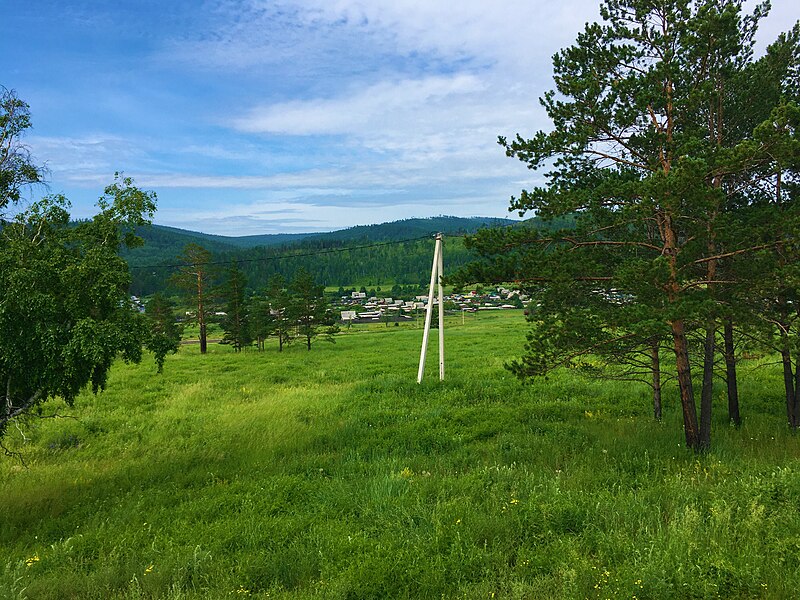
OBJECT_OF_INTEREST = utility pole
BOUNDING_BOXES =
[196,268,207,354]
[417,233,444,383]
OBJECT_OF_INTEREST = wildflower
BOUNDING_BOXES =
[25,554,40,567]
[144,564,154,575]
[237,586,251,595]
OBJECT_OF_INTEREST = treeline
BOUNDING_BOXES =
[168,244,339,354]
[131,235,471,296]
[453,1,800,451]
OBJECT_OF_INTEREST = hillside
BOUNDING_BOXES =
[124,216,518,295]
[127,216,516,253]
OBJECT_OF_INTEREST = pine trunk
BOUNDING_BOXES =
[781,343,795,429]
[699,323,715,451]
[723,319,740,427]
[199,322,207,354]
[793,353,800,431]
[672,319,699,450]
[651,341,662,421]
[197,271,207,355]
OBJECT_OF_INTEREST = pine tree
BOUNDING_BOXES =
[289,268,337,350]
[219,263,251,352]
[170,244,213,354]
[145,293,182,372]
[459,0,788,450]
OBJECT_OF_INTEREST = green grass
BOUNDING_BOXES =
[2,310,799,599]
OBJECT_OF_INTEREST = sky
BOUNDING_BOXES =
[3,0,800,236]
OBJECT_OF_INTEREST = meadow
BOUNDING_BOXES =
[1,310,799,599]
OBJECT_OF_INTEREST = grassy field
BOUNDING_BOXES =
[2,310,799,599]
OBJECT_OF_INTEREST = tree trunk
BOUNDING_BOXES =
[199,322,207,354]
[651,341,662,421]
[723,318,740,427]
[197,270,207,355]
[793,353,800,432]
[699,322,715,451]
[662,211,698,449]
[780,340,795,429]
[672,319,699,450]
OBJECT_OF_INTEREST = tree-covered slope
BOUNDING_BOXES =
[124,216,518,295]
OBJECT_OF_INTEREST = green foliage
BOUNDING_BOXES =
[289,268,338,350]
[0,87,44,210]
[264,274,294,352]
[170,244,214,354]
[145,294,182,373]
[458,0,800,450]
[0,174,156,440]
[218,263,251,352]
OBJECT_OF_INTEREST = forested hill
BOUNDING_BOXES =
[123,216,520,295]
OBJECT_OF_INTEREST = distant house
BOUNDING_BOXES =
[130,296,146,313]
[340,310,357,321]
[351,291,366,299]
[358,310,383,319]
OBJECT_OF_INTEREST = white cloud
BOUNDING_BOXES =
[233,74,485,135]
[29,135,145,175]
[293,0,600,71]
[167,0,601,78]
[229,72,542,190]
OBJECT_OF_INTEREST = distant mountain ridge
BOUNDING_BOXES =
[136,216,517,250]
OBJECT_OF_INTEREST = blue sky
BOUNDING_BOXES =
[3,0,799,235]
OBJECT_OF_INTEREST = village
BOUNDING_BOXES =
[334,286,528,324]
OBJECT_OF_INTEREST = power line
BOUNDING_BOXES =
[128,234,446,270]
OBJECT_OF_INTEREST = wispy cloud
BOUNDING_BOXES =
[232,74,486,136]
[30,135,145,174]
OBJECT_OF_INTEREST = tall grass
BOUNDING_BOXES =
[1,311,798,599]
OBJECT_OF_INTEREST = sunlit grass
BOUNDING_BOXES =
[1,310,799,599]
